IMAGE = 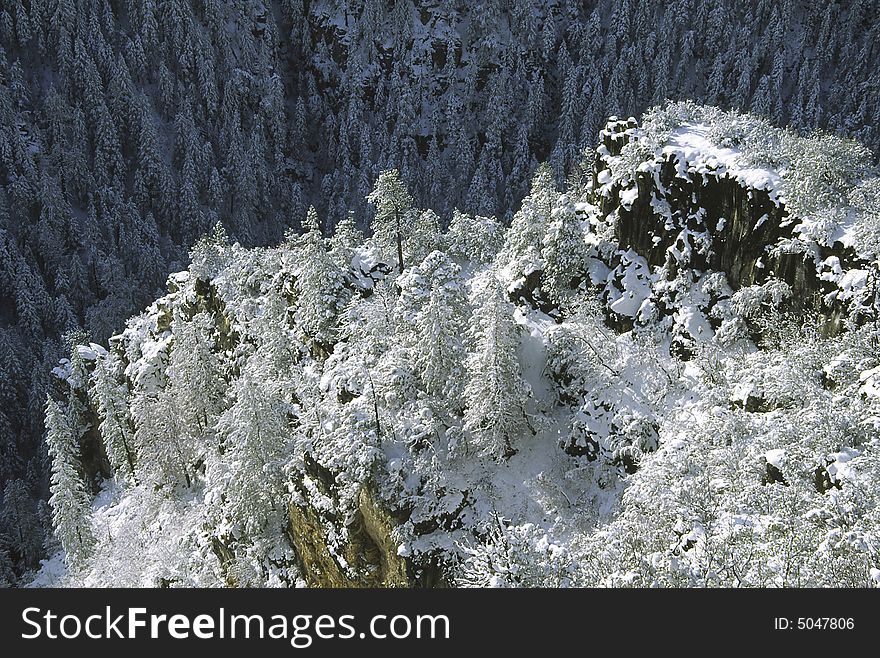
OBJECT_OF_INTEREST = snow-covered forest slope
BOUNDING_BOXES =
[2,0,880,583]
[31,103,880,587]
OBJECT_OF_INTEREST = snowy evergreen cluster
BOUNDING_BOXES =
[32,105,880,587]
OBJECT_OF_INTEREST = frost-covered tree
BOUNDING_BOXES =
[132,387,196,488]
[406,209,441,266]
[497,164,558,285]
[541,195,587,305]
[445,210,504,265]
[463,272,529,459]
[45,397,95,569]
[457,522,579,587]
[90,355,138,483]
[329,210,364,269]
[289,207,350,349]
[1,479,43,569]
[366,169,414,273]
[167,311,225,435]
[396,250,469,411]
[0,543,14,587]
[211,370,289,538]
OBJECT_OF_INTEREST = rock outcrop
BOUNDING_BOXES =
[593,116,876,336]
[287,456,443,587]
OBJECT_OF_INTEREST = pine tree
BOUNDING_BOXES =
[290,207,349,349]
[329,210,364,269]
[167,311,225,435]
[366,169,415,273]
[212,371,289,537]
[751,75,772,117]
[90,354,138,484]
[407,209,441,266]
[542,195,586,305]
[45,396,95,569]
[179,152,204,242]
[1,479,42,568]
[463,272,529,460]
[0,543,14,587]
[93,102,124,190]
[445,209,504,265]
[131,386,195,489]
[497,164,558,284]
[466,152,497,217]
[396,250,469,411]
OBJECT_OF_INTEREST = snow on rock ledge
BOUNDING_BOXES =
[592,104,879,337]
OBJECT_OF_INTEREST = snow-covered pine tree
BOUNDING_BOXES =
[89,354,138,484]
[131,382,196,488]
[290,207,349,350]
[44,396,95,569]
[0,543,14,587]
[212,369,289,538]
[396,250,469,411]
[329,210,364,269]
[541,195,587,306]
[167,310,225,435]
[1,478,43,569]
[406,209,441,266]
[445,210,504,265]
[463,271,529,460]
[497,163,558,285]
[366,169,415,274]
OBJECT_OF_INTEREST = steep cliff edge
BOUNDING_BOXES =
[585,105,878,350]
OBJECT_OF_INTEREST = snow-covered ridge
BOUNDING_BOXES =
[591,103,879,342]
[600,120,785,206]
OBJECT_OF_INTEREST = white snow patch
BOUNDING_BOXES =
[350,245,390,290]
[77,343,108,361]
[859,367,880,399]
[607,250,652,318]
[515,308,554,406]
[826,448,860,482]
[674,304,713,341]
[51,359,72,381]
[765,449,786,469]
[837,269,868,302]
[619,185,639,210]
[25,553,68,587]
[662,124,783,204]
[586,258,611,286]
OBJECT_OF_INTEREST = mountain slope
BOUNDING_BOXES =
[32,104,880,588]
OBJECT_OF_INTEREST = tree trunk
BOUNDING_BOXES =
[395,207,405,274]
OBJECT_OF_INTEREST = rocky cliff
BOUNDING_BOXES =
[590,106,877,344]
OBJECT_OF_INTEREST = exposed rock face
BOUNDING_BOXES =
[593,118,873,336]
[72,399,112,493]
[287,456,443,588]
